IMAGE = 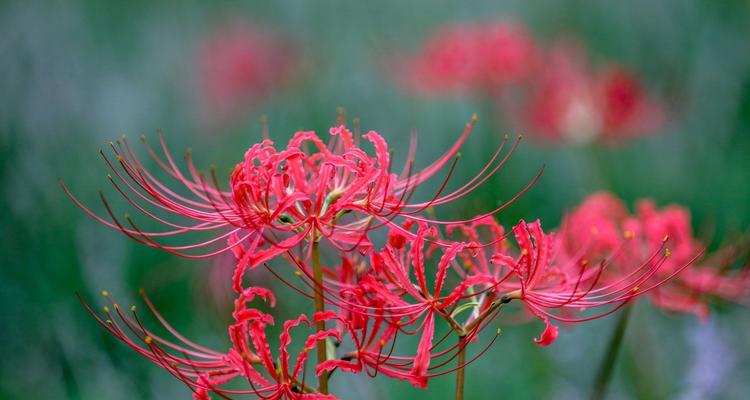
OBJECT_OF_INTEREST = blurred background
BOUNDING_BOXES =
[2,1,750,398]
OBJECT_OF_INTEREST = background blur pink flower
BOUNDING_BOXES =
[400,21,539,95]
[195,21,297,125]
[523,42,664,144]
[559,192,749,317]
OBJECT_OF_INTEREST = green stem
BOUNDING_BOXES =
[590,305,633,400]
[455,338,466,400]
[311,240,329,394]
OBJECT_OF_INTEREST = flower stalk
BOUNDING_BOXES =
[590,305,632,400]
[311,236,329,394]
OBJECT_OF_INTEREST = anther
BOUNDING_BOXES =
[624,230,634,239]
[130,305,136,312]
[663,234,669,242]
[145,336,152,345]
[103,306,110,313]
[101,290,109,297]
[665,248,671,257]
[471,113,478,122]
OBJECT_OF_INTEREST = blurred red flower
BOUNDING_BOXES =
[399,21,539,95]
[195,21,298,125]
[523,42,665,144]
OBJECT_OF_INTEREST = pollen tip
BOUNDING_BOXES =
[456,151,462,159]
[379,339,385,347]
[105,319,112,324]
[124,213,130,219]
[130,305,136,312]
[624,230,634,239]
[665,248,671,257]
[113,303,120,310]
[504,133,509,140]
[105,173,112,180]
[294,271,302,277]
[145,336,152,345]
[116,155,123,162]
[663,234,669,242]
[101,290,109,297]
[140,133,146,140]
[632,286,640,293]
[497,328,502,334]
[471,113,478,122]
[138,288,145,295]
[103,306,110,313]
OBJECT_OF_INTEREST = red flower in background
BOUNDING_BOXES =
[196,21,298,125]
[400,21,538,95]
[558,192,750,317]
[394,21,666,145]
[523,42,664,144]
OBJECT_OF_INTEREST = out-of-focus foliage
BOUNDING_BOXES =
[1,1,749,398]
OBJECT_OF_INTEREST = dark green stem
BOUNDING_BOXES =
[590,305,633,400]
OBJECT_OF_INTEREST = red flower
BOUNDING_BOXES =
[448,217,677,346]
[80,288,349,399]
[399,21,539,95]
[558,192,750,318]
[523,41,664,144]
[195,21,297,125]
[63,116,538,294]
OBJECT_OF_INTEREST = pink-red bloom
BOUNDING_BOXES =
[81,288,348,399]
[195,21,298,125]
[398,21,539,95]
[62,116,538,294]
[521,41,664,144]
[558,192,750,317]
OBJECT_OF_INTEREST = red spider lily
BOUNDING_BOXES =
[258,222,502,389]
[558,192,750,318]
[281,223,501,388]
[62,116,541,293]
[399,21,539,95]
[522,41,664,144]
[195,20,298,125]
[442,217,689,347]
[79,288,348,399]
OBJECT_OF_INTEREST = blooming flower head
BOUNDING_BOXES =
[558,192,750,317]
[81,287,351,399]
[62,116,538,293]
[195,20,298,125]
[522,41,664,144]
[399,21,539,95]
[442,215,681,347]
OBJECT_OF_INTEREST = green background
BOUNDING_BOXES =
[2,1,749,398]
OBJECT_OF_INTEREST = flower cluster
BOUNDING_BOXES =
[396,21,664,145]
[67,118,745,399]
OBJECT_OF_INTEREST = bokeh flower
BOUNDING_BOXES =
[195,21,298,125]
[557,192,750,317]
